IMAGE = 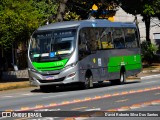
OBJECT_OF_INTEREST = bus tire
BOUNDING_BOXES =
[110,71,126,85]
[120,71,126,84]
[82,75,93,89]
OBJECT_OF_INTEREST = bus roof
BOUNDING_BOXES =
[37,19,137,31]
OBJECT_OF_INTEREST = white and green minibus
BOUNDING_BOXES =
[28,19,142,91]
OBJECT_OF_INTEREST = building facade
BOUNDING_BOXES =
[114,7,160,43]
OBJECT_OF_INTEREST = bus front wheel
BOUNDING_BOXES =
[82,75,93,89]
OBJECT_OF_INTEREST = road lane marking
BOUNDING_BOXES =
[115,99,128,103]
[141,102,152,107]
[35,104,45,108]
[93,96,102,99]
[112,93,120,96]
[61,101,70,105]
[151,100,160,105]
[20,106,30,110]
[64,100,160,119]
[155,92,160,95]
[42,94,67,98]
[72,107,87,110]
[3,96,13,98]
[117,106,131,111]
[5,86,160,112]
[130,103,145,109]
[85,108,101,111]
[84,97,92,100]
[49,103,57,106]
[5,109,13,112]
[22,93,34,96]
[145,81,157,84]
[73,99,82,102]
[121,91,129,95]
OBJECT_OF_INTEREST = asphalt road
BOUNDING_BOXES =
[0,75,160,120]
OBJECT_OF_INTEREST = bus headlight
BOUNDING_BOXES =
[67,72,76,78]
[28,68,36,72]
[63,62,77,70]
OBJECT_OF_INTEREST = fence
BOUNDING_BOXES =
[1,70,29,80]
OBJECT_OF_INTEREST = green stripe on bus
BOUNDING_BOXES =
[108,54,142,72]
[32,58,68,71]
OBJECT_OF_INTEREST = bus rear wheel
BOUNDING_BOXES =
[110,71,126,85]
[120,71,126,84]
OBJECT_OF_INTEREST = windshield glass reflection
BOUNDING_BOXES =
[29,29,76,62]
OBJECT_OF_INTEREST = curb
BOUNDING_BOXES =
[0,81,30,91]
[142,69,160,73]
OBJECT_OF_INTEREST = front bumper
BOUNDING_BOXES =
[28,67,79,86]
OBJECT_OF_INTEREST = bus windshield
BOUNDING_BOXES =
[29,29,77,62]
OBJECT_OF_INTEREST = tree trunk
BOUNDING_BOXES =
[56,0,68,22]
[144,15,151,43]
[0,45,2,78]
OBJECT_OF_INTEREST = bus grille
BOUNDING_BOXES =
[38,77,65,83]
[42,72,60,76]
[36,65,63,71]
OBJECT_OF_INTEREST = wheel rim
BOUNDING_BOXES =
[89,76,93,87]
[120,72,125,83]
[85,76,93,88]
[85,77,90,88]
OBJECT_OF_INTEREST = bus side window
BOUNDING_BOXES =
[78,28,91,60]
[135,30,140,47]
[89,28,98,51]
[113,28,125,49]
[100,28,114,49]
[124,28,138,48]
[78,32,86,52]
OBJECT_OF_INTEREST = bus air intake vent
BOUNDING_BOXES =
[38,77,65,83]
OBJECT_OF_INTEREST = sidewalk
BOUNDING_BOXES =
[128,63,160,79]
[0,63,160,91]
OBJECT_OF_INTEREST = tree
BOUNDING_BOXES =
[119,0,160,43]
[56,0,68,22]
[56,0,119,21]
[33,0,58,24]
[0,0,58,69]
[0,0,58,49]
[152,0,160,20]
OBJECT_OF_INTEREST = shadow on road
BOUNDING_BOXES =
[30,80,140,93]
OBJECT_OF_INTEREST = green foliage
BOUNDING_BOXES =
[64,11,80,20]
[120,0,160,19]
[141,41,158,64]
[0,0,58,49]
[32,0,58,23]
[66,0,119,19]
[153,0,160,19]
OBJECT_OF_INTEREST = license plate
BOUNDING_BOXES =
[46,76,54,80]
